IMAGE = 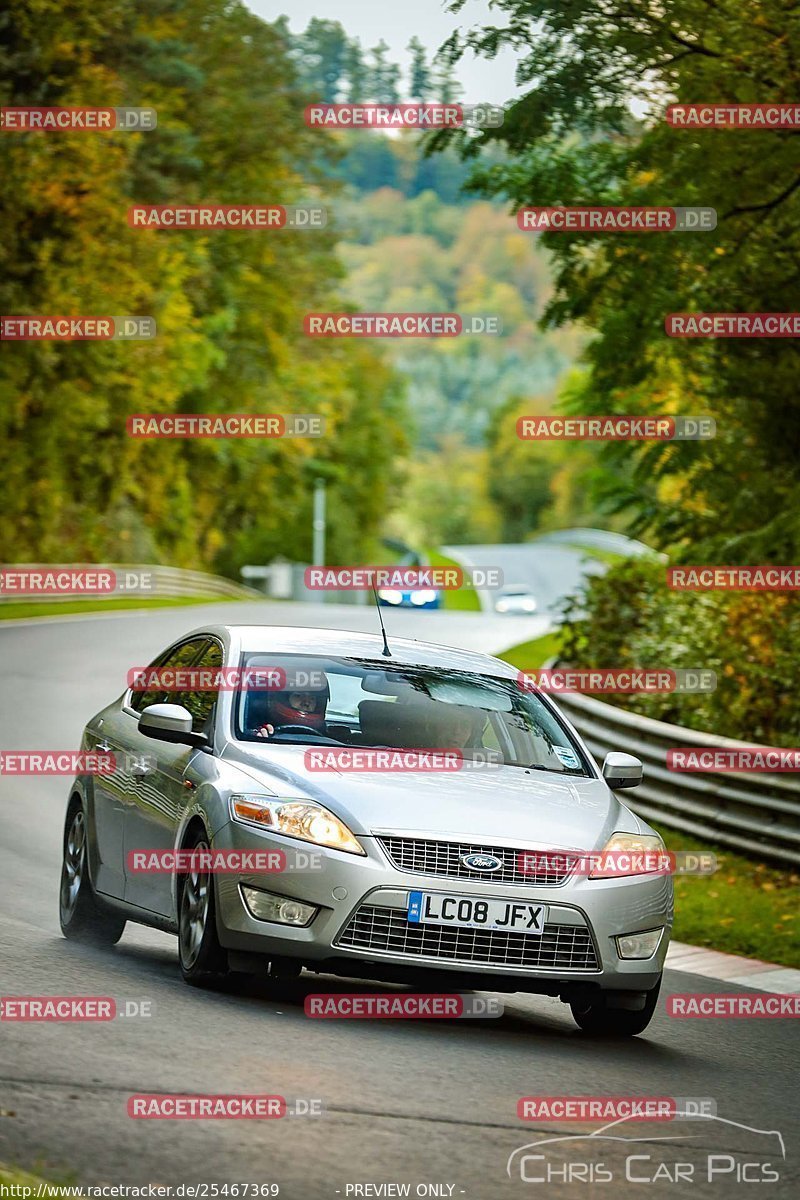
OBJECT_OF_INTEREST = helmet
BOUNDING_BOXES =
[269,672,330,731]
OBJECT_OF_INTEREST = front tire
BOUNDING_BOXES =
[177,829,229,986]
[570,978,662,1036]
[59,802,126,946]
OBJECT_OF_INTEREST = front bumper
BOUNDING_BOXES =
[212,823,673,994]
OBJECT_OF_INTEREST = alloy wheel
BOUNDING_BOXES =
[179,841,211,969]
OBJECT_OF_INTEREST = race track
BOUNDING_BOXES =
[0,602,796,1198]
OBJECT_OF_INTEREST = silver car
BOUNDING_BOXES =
[59,624,672,1036]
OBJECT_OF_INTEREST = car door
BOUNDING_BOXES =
[88,642,184,899]
[123,637,223,917]
[86,707,134,900]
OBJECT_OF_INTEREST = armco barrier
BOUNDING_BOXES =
[0,564,261,603]
[555,691,800,867]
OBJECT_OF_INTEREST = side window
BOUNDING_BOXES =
[129,638,209,714]
[174,640,223,734]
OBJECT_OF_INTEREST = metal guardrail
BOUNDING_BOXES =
[556,691,800,867]
[0,564,261,603]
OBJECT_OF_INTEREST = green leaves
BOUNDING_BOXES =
[438,0,800,561]
[0,0,408,570]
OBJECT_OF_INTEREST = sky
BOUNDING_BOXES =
[245,0,523,104]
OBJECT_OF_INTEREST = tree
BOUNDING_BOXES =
[368,40,401,104]
[433,57,462,104]
[343,38,368,101]
[436,0,800,561]
[0,0,409,570]
[293,18,349,102]
[407,36,431,99]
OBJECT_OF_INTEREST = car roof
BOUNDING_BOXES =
[186,624,521,680]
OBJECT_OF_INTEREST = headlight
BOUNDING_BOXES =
[378,588,403,605]
[230,794,366,855]
[240,885,317,926]
[589,832,667,878]
[496,600,509,612]
[616,928,664,959]
[411,589,437,605]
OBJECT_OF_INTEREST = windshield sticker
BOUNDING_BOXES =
[553,746,581,769]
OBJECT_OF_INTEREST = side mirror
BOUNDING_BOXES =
[602,751,643,790]
[138,703,208,748]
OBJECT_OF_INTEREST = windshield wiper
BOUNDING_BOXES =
[520,762,585,775]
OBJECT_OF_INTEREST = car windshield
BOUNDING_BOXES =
[234,653,590,774]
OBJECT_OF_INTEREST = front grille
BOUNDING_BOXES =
[336,903,599,971]
[376,835,577,887]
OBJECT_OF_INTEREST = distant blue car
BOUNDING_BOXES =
[377,586,441,610]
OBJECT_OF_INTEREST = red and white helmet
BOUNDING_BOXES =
[268,674,330,730]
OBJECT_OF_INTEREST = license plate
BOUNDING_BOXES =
[407,891,547,934]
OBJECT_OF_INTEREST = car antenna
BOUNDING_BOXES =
[371,585,392,657]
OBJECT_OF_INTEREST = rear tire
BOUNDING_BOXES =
[177,828,229,986]
[59,802,126,946]
[570,978,662,1036]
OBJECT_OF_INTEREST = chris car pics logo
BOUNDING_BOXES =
[507,1113,785,1185]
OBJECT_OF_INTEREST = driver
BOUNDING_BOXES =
[250,673,330,739]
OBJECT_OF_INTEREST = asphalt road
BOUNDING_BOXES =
[442,542,606,617]
[0,601,797,1198]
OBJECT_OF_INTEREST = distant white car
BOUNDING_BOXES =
[495,584,538,615]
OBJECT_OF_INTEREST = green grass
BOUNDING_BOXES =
[497,630,563,671]
[501,633,799,968]
[0,1161,83,1195]
[428,549,482,612]
[653,823,800,968]
[0,594,255,621]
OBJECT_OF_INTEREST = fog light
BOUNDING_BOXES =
[616,928,664,959]
[241,885,317,926]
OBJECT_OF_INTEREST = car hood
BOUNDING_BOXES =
[221,743,627,849]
